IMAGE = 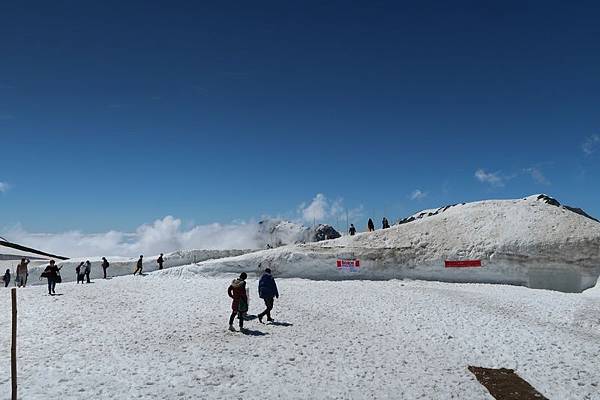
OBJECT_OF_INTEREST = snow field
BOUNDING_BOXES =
[0,274,599,399]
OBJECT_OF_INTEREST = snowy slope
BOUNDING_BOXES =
[1,275,598,399]
[161,195,600,292]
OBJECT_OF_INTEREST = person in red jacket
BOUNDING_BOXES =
[227,272,248,332]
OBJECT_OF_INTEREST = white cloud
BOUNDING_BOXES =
[582,134,600,155]
[298,193,329,222]
[0,182,10,193]
[298,193,362,224]
[475,169,505,187]
[410,189,427,200]
[524,167,550,185]
[2,217,261,258]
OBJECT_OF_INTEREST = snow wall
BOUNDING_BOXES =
[1,249,254,285]
[160,195,600,293]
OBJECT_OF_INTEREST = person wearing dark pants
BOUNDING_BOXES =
[76,262,85,284]
[3,269,10,287]
[257,268,279,323]
[133,255,144,275]
[43,260,60,295]
[101,257,109,279]
[227,272,248,332]
[84,260,92,283]
[157,253,164,270]
[16,258,30,287]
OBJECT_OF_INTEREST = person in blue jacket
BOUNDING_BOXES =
[257,268,279,323]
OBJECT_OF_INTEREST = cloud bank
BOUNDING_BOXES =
[3,217,261,258]
[0,194,363,258]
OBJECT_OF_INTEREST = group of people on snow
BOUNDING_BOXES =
[227,268,279,333]
[2,258,30,288]
[349,217,391,235]
[7,254,284,332]
[3,253,166,294]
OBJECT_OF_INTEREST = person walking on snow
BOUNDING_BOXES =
[367,218,375,232]
[228,272,249,332]
[76,262,85,284]
[42,260,60,295]
[101,257,109,279]
[16,258,29,287]
[349,224,356,236]
[157,253,164,270]
[257,268,279,323]
[133,255,144,275]
[84,260,92,283]
[3,269,10,287]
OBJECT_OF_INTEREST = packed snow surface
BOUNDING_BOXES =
[164,195,600,292]
[0,274,599,399]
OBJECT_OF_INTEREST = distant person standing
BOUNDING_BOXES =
[157,253,164,270]
[382,217,390,229]
[367,218,375,232]
[349,224,356,236]
[133,255,144,276]
[42,260,60,295]
[76,262,85,284]
[227,272,248,332]
[257,268,279,323]
[3,269,10,287]
[101,257,110,279]
[84,260,92,283]
[16,257,30,287]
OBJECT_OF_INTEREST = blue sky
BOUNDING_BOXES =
[1,0,599,234]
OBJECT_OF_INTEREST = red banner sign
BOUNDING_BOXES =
[337,259,360,271]
[445,260,482,268]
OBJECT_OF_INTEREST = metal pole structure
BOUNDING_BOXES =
[345,209,349,235]
[11,287,17,400]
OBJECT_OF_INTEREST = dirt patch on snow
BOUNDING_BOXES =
[468,366,548,399]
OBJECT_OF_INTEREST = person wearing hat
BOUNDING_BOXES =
[227,272,248,332]
[257,268,279,323]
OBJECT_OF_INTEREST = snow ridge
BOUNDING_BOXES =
[161,195,600,293]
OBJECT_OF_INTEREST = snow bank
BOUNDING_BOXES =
[161,195,600,293]
[0,249,253,285]
[583,277,600,297]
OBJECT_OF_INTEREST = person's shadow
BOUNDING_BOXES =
[241,329,268,336]
[268,321,293,327]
